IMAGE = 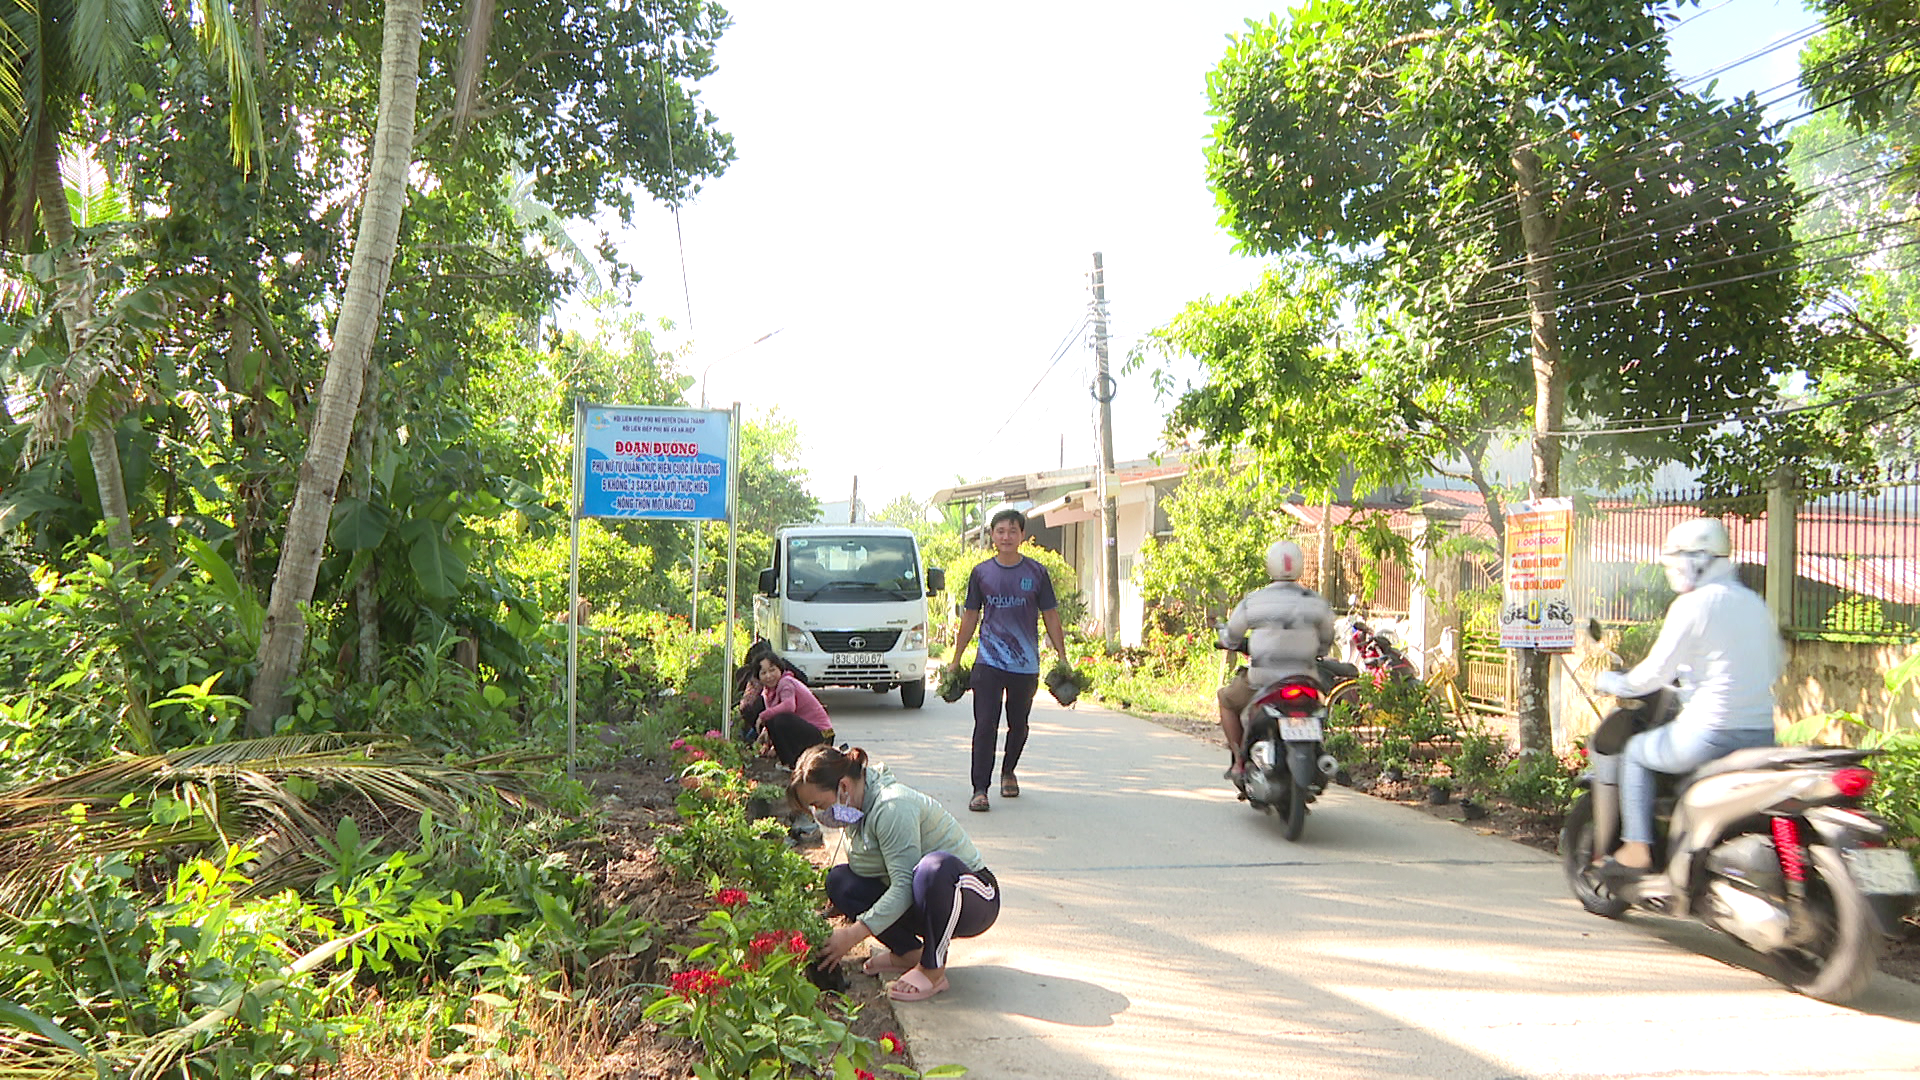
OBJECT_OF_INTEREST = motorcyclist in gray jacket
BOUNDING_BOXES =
[1217,540,1337,780]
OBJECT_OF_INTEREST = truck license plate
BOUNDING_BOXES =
[1279,716,1323,741]
[1845,849,1920,895]
[832,652,883,667]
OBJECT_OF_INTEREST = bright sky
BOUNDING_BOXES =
[593,0,1816,509]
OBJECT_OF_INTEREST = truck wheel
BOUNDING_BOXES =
[900,678,927,709]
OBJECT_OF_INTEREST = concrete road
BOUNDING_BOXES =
[811,687,1920,1080]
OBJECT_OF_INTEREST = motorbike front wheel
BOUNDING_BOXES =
[1772,844,1882,1004]
[1560,792,1630,918]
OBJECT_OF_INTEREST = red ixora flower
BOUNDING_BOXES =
[787,931,809,954]
[879,1031,903,1055]
[668,968,733,998]
[749,931,783,957]
[855,1071,876,1080]
[715,887,749,908]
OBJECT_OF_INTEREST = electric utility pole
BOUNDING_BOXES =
[1091,253,1120,647]
[849,476,859,524]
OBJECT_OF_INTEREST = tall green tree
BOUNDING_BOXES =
[1,0,260,553]
[245,0,735,728]
[1195,0,1803,749]
[1136,461,1296,634]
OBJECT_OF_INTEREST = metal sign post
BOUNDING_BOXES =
[567,402,738,776]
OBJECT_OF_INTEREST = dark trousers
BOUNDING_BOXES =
[764,714,828,768]
[970,664,1038,794]
[826,855,1000,969]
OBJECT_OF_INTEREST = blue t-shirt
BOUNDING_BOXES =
[964,555,1057,675]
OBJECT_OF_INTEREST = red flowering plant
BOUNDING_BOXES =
[644,904,859,1078]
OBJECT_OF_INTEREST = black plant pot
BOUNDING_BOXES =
[1427,785,1452,806]
[1382,766,1405,783]
[748,796,774,820]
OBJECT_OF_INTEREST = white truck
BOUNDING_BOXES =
[753,524,945,708]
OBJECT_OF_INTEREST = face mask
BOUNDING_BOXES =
[811,783,864,828]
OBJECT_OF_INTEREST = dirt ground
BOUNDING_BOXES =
[1116,699,1920,987]
[567,754,912,1079]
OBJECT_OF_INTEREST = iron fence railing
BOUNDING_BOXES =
[1571,489,1768,628]
[1787,472,1920,643]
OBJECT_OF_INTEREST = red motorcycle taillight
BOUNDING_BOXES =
[1832,767,1874,798]
[1278,683,1320,701]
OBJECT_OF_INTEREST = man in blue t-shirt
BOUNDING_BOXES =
[952,509,1067,812]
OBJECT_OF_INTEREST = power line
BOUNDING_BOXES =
[1452,230,1920,352]
[984,317,1091,447]
[1477,379,1920,438]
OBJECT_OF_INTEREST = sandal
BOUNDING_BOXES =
[968,792,990,813]
[862,950,920,976]
[887,968,950,1002]
[1000,773,1019,798]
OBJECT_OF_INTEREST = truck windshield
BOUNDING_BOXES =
[786,535,922,602]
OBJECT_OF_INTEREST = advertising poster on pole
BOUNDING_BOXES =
[577,405,732,521]
[1499,496,1575,651]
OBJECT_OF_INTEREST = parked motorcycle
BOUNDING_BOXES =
[1341,615,1418,683]
[1562,622,1920,1002]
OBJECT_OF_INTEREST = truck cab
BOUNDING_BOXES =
[753,524,945,708]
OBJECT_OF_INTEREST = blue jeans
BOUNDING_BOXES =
[1591,723,1774,845]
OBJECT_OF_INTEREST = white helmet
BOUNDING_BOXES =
[1660,518,1731,594]
[1266,540,1305,582]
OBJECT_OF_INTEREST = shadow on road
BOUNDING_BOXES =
[946,965,1130,1027]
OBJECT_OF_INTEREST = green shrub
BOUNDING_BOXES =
[1499,750,1582,818]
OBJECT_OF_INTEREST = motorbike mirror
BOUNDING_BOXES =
[1586,617,1604,642]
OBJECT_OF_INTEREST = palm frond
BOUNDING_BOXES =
[188,0,264,175]
[67,0,161,96]
[56,146,124,228]
[0,736,538,909]
[0,2,29,140]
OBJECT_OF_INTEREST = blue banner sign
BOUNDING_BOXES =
[578,405,732,521]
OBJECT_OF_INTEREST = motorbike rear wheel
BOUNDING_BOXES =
[1772,845,1881,1004]
[1560,792,1630,918]
[1274,777,1309,841]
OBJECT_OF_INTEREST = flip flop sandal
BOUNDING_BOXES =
[888,969,950,1002]
[862,951,919,976]
[1000,774,1020,798]
[968,792,990,812]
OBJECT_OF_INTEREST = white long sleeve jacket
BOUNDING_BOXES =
[1594,560,1779,733]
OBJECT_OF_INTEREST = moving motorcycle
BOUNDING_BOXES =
[1217,636,1344,841]
[1562,623,1920,1002]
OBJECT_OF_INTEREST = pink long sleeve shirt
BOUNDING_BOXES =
[759,673,833,734]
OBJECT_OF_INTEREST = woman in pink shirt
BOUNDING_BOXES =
[753,654,834,767]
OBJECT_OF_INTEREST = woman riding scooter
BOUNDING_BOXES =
[1589,518,1779,882]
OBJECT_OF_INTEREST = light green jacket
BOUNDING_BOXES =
[845,763,985,934]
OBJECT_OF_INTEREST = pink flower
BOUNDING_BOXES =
[671,737,687,750]
[705,729,723,739]
[688,749,708,760]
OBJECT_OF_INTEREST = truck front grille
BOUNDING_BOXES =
[812,630,901,653]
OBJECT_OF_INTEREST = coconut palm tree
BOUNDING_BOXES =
[0,0,261,554]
